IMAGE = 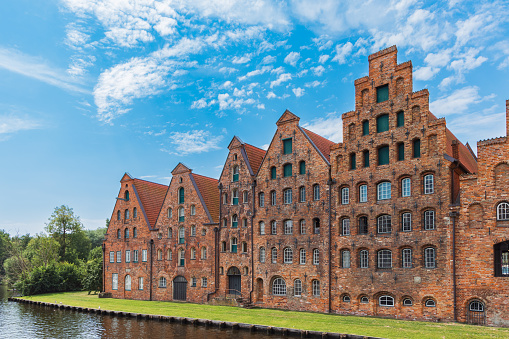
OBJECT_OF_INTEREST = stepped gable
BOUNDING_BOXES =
[301,127,335,162]
[243,143,266,174]
[446,129,478,174]
[190,173,219,223]
[132,178,167,229]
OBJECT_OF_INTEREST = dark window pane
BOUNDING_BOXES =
[350,153,356,170]
[377,85,389,103]
[413,139,421,158]
[271,167,277,179]
[283,164,292,177]
[376,114,389,133]
[299,161,306,175]
[397,111,404,127]
[363,151,369,168]
[378,146,389,165]
[362,120,369,136]
[283,138,292,154]
[398,143,405,161]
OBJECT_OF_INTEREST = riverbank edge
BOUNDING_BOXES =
[8,297,383,339]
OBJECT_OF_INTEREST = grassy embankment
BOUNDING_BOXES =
[21,291,509,339]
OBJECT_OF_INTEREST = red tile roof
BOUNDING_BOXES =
[132,179,168,229]
[191,173,219,223]
[445,129,478,174]
[244,143,266,174]
[301,127,335,162]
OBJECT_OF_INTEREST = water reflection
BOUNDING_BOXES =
[0,285,283,339]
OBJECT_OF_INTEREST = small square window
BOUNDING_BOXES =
[283,138,292,154]
[376,85,389,103]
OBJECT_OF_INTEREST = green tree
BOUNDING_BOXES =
[45,205,86,262]
[0,230,10,278]
[84,227,107,250]
[82,246,103,294]
[23,234,60,268]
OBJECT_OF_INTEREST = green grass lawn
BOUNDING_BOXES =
[20,291,509,339]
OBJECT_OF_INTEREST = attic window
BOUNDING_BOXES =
[283,138,292,154]
[124,191,129,201]
[376,85,389,103]
[233,154,237,161]
[179,177,183,183]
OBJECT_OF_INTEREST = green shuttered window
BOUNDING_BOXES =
[283,138,292,154]
[271,166,277,179]
[413,139,421,158]
[397,111,404,127]
[398,143,405,161]
[299,161,306,175]
[378,146,389,165]
[376,114,389,133]
[376,85,389,103]
[362,120,369,136]
[283,163,292,177]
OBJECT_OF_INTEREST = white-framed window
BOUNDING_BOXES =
[159,277,167,288]
[243,191,248,203]
[294,279,302,297]
[202,277,208,288]
[300,219,306,234]
[241,242,248,253]
[402,248,412,268]
[403,298,413,306]
[259,221,265,235]
[299,186,306,202]
[232,189,239,205]
[313,249,319,265]
[271,190,276,206]
[469,300,484,312]
[178,249,185,266]
[178,206,185,222]
[125,275,131,291]
[142,249,147,262]
[125,250,131,263]
[359,184,367,203]
[168,208,172,218]
[425,299,436,307]
[191,277,197,287]
[284,220,293,234]
[299,248,306,264]
[377,214,392,233]
[377,249,392,268]
[232,214,238,228]
[259,192,265,207]
[341,250,350,268]
[283,188,292,204]
[167,249,172,261]
[232,165,239,182]
[402,212,412,232]
[402,178,411,197]
[283,247,293,263]
[271,220,277,235]
[313,184,320,200]
[133,250,139,262]
[379,295,394,307]
[377,181,391,200]
[168,227,173,238]
[112,273,118,290]
[200,247,207,259]
[360,296,369,304]
[424,247,436,268]
[179,226,185,243]
[230,237,238,253]
[116,251,121,263]
[424,174,434,194]
[223,193,228,204]
[424,210,435,230]
[260,247,266,263]
[312,280,320,296]
[271,247,278,263]
[343,295,351,302]
[138,277,144,290]
[497,202,509,220]
[109,251,114,263]
[342,218,350,236]
[272,278,286,296]
[360,250,369,268]
[341,187,349,204]
[191,225,196,236]
[190,247,196,260]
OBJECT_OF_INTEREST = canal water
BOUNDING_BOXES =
[0,285,283,339]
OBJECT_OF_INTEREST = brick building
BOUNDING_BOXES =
[102,46,508,326]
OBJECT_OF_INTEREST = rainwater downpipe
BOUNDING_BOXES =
[249,179,257,304]
[327,168,336,314]
[149,239,154,301]
[450,211,459,322]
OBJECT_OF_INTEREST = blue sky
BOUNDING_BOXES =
[1,0,508,234]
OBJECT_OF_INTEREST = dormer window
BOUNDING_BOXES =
[376,84,389,103]
[283,138,292,154]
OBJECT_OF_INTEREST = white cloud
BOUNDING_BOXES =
[311,65,325,76]
[271,66,285,75]
[284,51,301,66]
[318,54,329,63]
[305,80,323,88]
[262,55,276,64]
[168,130,223,155]
[257,103,265,109]
[301,113,343,143]
[191,98,208,109]
[219,80,233,89]
[0,115,40,135]
[238,66,272,81]
[232,55,251,64]
[430,86,488,116]
[266,91,277,99]
[270,73,292,88]
[332,42,353,64]
[292,87,305,97]
[413,66,440,81]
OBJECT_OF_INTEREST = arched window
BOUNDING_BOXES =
[259,247,266,263]
[167,227,172,238]
[190,225,196,236]
[178,187,185,204]
[201,247,207,259]
[168,208,172,218]
[377,181,391,200]
[299,161,306,175]
[469,300,484,312]
[133,207,137,218]
[341,187,350,204]
[377,214,392,233]
[401,177,411,197]
[424,209,435,230]
[283,247,293,263]
[294,279,302,296]
[190,205,196,216]
[178,249,185,267]
[342,294,351,302]
[359,184,367,203]
[413,138,421,158]
[300,219,306,234]
[342,218,350,236]
[378,145,389,165]
[117,229,121,239]
[221,241,227,252]
[125,275,131,291]
[284,220,293,234]
[223,193,228,204]
[495,241,509,276]
[313,249,319,265]
[159,277,167,288]
[402,212,412,232]
[259,221,265,235]
[424,174,434,194]
[124,228,129,239]
[241,242,248,253]
[243,191,248,203]
[358,216,368,234]
[133,227,137,238]
[117,210,121,220]
[232,189,239,205]
[271,220,277,235]
[283,188,292,204]
[379,295,394,307]
[299,248,306,264]
[167,249,172,261]
[283,163,292,177]
[232,214,238,228]
[424,247,436,268]
[270,166,277,179]
[360,296,369,304]
[157,249,162,261]
[313,218,320,234]
[242,218,248,228]
[360,249,369,268]
[425,299,436,307]
[402,248,412,268]
[259,192,265,207]
[178,207,185,222]
[272,277,286,296]
[312,280,320,296]
[124,190,130,201]
[403,298,413,306]
[313,184,320,200]
[271,247,277,263]
[377,249,392,268]
[299,186,306,202]
[190,247,196,260]
[231,237,238,253]
[270,190,276,205]
[497,202,509,220]
[341,250,350,268]
[232,165,239,182]
[222,218,227,228]
[178,227,185,244]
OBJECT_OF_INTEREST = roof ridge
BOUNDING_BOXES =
[244,142,266,152]
[191,173,218,181]
[133,177,168,187]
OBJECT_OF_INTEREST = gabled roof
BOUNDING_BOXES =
[190,173,219,223]
[132,179,168,229]
[276,109,300,126]
[300,127,335,162]
[172,162,192,175]
[445,129,478,174]
[243,143,266,174]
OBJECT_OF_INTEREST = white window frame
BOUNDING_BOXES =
[299,186,306,202]
[424,210,435,230]
[312,280,320,296]
[142,249,147,262]
[497,202,509,220]
[190,205,196,216]
[159,277,167,288]
[139,277,144,290]
[284,220,293,234]
[125,250,130,263]
[300,219,306,234]
[271,247,277,263]
[133,250,138,262]
[202,277,208,288]
[283,247,293,264]
[112,273,118,290]
[377,249,392,268]
[360,250,369,268]
[424,174,434,194]
[125,275,131,291]
[271,190,276,206]
[260,221,265,235]
[377,181,391,200]
[283,188,292,204]
[424,247,436,268]
[272,278,286,296]
[402,212,412,232]
[379,295,394,307]
[271,220,277,235]
[359,184,367,203]
[116,251,121,263]
[294,279,302,297]
[299,249,306,264]
[259,192,265,207]
[402,248,412,268]
[402,178,411,197]
[341,187,349,204]
[342,250,351,268]
[109,251,114,263]
[313,185,320,201]
[313,249,319,265]
[342,218,350,236]
[377,215,392,233]
[260,247,266,263]
[191,225,196,236]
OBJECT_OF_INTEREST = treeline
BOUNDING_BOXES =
[0,205,107,296]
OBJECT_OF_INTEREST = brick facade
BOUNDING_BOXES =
[103,46,508,327]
